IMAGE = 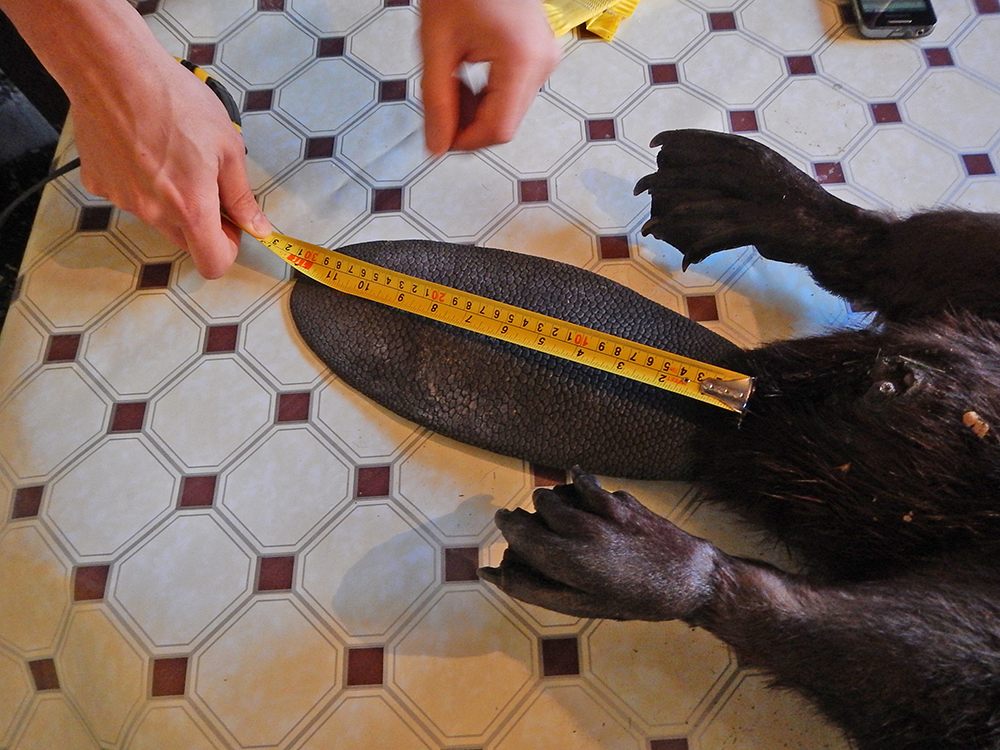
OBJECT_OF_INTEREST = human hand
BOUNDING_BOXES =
[0,0,272,278]
[71,54,272,278]
[419,0,560,154]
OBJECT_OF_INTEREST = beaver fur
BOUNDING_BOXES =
[480,131,1000,749]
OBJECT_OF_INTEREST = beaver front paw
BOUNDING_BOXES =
[479,468,720,621]
[634,129,847,269]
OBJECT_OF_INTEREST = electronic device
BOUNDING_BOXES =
[850,0,936,38]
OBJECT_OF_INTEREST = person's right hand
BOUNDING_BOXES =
[71,52,272,278]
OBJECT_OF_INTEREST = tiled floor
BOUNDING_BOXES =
[1,0,999,748]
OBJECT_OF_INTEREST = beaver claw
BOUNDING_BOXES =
[634,129,856,268]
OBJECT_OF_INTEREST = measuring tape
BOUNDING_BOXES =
[258,232,754,413]
[166,59,753,412]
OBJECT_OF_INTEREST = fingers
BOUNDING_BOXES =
[649,128,739,155]
[169,151,266,279]
[478,553,604,619]
[494,507,585,588]
[218,149,272,238]
[221,218,242,249]
[449,55,544,152]
[635,171,737,200]
[532,486,592,536]
[179,202,239,280]
[419,0,558,154]
[495,507,557,552]
[566,467,639,522]
[420,25,463,155]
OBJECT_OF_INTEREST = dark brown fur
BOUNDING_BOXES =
[480,130,1000,749]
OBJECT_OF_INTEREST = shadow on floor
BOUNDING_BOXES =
[0,69,60,328]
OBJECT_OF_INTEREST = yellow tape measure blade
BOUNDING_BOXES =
[259,232,754,413]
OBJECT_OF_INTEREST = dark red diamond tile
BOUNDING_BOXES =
[975,0,999,12]
[541,637,579,676]
[179,475,217,508]
[151,657,187,697]
[276,392,311,423]
[519,179,549,203]
[356,465,391,498]
[45,334,81,363]
[728,110,758,132]
[346,647,384,686]
[786,55,816,75]
[839,3,856,24]
[444,547,479,582]
[305,136,336,160]
[244,89,274,112]
[12,485,44,519]
[598,235,630,260]
[78,204,113,232]
[73,565,110,601]
[205,324,239,353]
[385,0,410,6]
[963,154,995,176]
[318,37,345,58]
[186,43,215,66]
[686,294,719,322]
[813,161,846,184]
[531,464,566,487]
[257,556,295,591]
[136,0,158,14]
[138,262,172,289]
[372,187,403,213]
[650,63,679,85]
[871,102,902,123]
[29,659,59,691]
[650,740,689,750]
[259,0,284,9]
[379,79,408,102]
[924,47,954,66]
[586,119,616,141]
[109,401,147,433]
[708,11,737,31]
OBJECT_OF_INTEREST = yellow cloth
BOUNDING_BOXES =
[543,0,640,40]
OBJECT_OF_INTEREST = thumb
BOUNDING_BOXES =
[218,155,272,237]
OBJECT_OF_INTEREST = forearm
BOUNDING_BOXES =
[857,210,1000,321]
[1,0,267,277]
[693,556,1000,749]
[0,0,175,109]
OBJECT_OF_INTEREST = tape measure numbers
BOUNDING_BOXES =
[258,232,755,413]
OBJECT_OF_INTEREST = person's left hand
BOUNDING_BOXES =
[419,0,560,155]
